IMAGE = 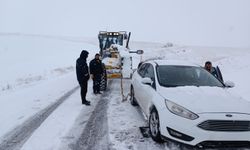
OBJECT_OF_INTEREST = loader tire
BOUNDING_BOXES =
[100,73,107,91]
[100,63,107,91]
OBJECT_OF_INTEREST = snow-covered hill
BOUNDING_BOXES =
[0,33,99,92]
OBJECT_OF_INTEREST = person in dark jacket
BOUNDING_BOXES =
[89,53,103,94]
[204,61,218,78]
[76,50,90,105]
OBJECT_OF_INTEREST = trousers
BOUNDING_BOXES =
[93,74,101,93]
[80,81,88,103]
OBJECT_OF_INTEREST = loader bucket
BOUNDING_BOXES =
[102,51,122,79]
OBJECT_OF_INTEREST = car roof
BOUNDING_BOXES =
[145,59,200,67]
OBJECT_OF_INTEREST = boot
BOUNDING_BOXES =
[82,100,91,105]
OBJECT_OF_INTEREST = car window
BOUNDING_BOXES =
[144,64,155,79]
[157,65,224,87]
[143,64,156,89]
[138,63,148,77]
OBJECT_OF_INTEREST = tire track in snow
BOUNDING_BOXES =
[70,80,113,150]
[107,79,168,150]
[0,86,79,150]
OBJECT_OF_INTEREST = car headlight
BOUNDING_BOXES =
[165,100,199,120]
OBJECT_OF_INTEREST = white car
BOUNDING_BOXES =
[130,59,250,148]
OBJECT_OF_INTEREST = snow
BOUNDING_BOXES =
[107,79,168,150]
[1,0,250,149]
[0,34,98,92]
[0,35,101,149]
[1,34,250,150]
[0,73,77,140]
[20,81,102,150]
[159,86,250,114]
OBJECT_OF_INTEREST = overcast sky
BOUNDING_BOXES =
[1,0,250,47]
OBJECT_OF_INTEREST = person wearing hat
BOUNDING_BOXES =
[89,53,103,94]
[76,50,90,105]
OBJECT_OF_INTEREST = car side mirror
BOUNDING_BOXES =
[129,50,144,55]
[224,81,235,88]
[141,77,153,85]
[136,50,144,55]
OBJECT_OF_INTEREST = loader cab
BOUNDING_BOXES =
[98,31,128,55]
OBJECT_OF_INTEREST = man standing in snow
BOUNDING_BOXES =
[76,50,90,105]
[89,53,103,94]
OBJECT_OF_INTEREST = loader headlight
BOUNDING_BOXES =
[165,100,199,120]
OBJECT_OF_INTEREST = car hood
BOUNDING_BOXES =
[158,86,250,114]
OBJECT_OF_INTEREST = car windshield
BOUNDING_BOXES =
[157,65,224,87]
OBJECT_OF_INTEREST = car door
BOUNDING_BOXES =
[215,66,224,82]
[139,64,156,115]
[133,63,148,107]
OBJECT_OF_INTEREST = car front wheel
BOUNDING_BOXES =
[149,108,163,142]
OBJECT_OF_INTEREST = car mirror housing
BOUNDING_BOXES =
[141,77,153,85]
[224,81,235,88]
[136,50,144,54]
[129,49,144,55]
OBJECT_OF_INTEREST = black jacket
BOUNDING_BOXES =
[89,59,103,75]
[76,51,89,84]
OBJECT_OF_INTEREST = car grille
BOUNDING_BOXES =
[197,120,250,131]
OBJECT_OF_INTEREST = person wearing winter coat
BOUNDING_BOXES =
[76,50,90,105]
[204,61,218,78]
[89,53,103,94]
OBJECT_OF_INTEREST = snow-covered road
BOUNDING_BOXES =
[1,77,250,150]
[0,86,79,150]
[0,77,166,150]
[68,80,113,150]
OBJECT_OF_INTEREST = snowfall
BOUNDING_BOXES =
[0,33,250,150]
